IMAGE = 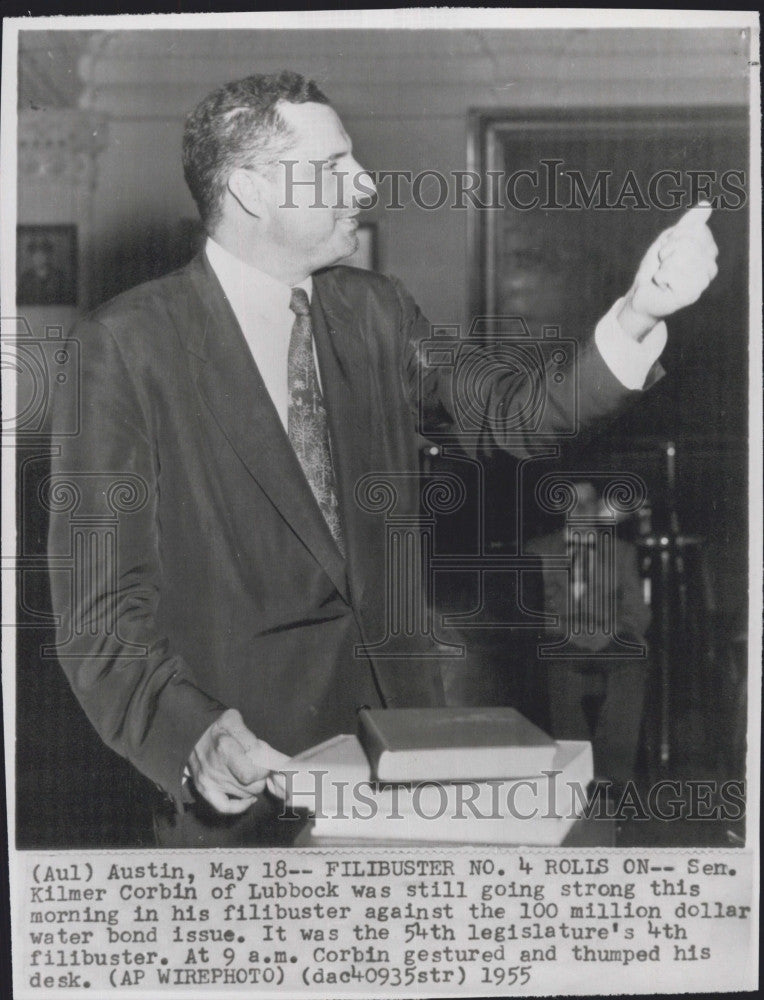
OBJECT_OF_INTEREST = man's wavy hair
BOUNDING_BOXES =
[182,70,330,232]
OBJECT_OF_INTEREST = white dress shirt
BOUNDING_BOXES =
[594,297,667,390]
[206,237,313,431]
[205,236,666,428]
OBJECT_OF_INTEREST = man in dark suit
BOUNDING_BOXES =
[526,481,652,784]
[48,71,718,846]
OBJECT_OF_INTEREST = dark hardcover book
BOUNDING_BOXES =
[357,706,556,782]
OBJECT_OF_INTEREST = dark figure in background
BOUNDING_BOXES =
[527,482,651,784]
[17,237,72,305]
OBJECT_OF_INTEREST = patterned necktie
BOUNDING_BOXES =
[288,287,345,555]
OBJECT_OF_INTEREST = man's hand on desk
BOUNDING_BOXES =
[188,708,290,814]
[617,201,719,341]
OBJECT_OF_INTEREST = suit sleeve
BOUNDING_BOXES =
[47,318,226,810]
[391,277,663,457]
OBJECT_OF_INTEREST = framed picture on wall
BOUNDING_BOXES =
[16,224,77,305]
[467,107,748,329]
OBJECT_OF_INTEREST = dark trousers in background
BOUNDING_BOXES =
[547,651,648,784]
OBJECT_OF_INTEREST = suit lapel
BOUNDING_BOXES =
[312,270,373,607]
[182,253,349,601]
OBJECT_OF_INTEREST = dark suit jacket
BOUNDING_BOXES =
[48,252,648,817]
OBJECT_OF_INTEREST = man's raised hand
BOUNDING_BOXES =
[617,201,719,340]
[188,708,290,814]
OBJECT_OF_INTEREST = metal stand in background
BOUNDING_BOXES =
[636,441,715,778]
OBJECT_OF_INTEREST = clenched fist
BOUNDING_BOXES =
[188,708,290,814]
[618,202,719,340]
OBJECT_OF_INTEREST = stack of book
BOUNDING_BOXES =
[279,707,593,846]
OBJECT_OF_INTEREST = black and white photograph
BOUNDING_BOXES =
[1,9,760,998]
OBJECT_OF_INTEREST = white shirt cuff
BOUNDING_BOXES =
[594,297,667,390]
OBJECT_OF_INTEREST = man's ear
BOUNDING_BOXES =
[227,167,269,218]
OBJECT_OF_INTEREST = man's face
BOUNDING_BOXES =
[256,101,373,275]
